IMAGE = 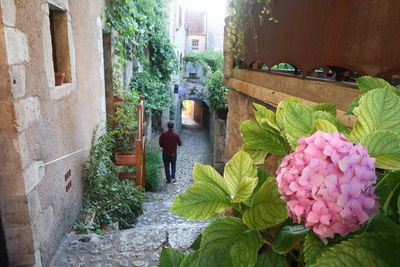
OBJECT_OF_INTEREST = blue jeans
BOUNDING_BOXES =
[162,153,177,182]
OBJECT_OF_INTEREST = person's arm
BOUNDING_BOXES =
[177,135,182,146]
[159,134,163,148]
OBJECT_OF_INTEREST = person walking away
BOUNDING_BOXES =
[159,121,182,183]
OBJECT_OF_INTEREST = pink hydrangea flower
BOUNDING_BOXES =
[276,131,378,239]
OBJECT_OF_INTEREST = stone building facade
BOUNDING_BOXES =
[0,0,106,265]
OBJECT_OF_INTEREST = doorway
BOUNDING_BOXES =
[0,214,9,267]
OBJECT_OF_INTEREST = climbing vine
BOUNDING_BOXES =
[105,0,178,111]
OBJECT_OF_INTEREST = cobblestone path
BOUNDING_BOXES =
[50,124,212,267]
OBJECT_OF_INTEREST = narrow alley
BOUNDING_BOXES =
[50,124,212,267]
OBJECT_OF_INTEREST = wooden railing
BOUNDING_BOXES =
[115,97,146,187]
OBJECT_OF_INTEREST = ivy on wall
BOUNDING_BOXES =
[105,0,178,112]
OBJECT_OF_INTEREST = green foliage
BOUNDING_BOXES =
[145,148,162,191]
[205,70,229,111]
[108,90,140,152]
[158,247,185,267]
[184,51,228,111]
[200,217,263,267]
[255,251,289,267]
[166,76,400,266]
[273,225,309,254]
[350,88,400,143]
[75,128,144,233]
[271,63,295,71]
[228,0,275,62]
[184,51,224,73]
[130,72,172,112]
[106,0,178,112]
[313,233,400,267]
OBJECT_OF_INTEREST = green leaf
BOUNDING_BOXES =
[313,233,400,267]
[224,151,257,201]
[273,225,310,254]
[243,178,288,230]
[375,171,400,216]
[200,217,263,267]
[398,194,400,217]
[313,111,348,133]
[361,130,400,170]
[312,103,337,117]
[350,88,400,142]
[255,251,290,267]
[254,167,269,193]
[170,183,230,220]
[283,102,314,148]
[189,234,202,250]
[158,247,185,267]
[193,163,229,194]
[240,119,288,156]
[364,212,400,234]
[355,76,395,93]
[276,97,301,131]
[345,94,362,115]
[311,119,338,134]
[241,145,268,164]
[253,103,280,131]
[180,251,200,267]
[232,177,258,203]
[304,232,326,266]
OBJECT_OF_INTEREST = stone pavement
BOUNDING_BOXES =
[50,124,212,267]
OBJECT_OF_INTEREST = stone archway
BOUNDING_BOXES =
[177,96,210,132]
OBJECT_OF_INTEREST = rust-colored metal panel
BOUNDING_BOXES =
[241,0,400,77]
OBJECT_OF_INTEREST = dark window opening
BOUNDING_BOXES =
[189,73,197,79]
[192,39,199,48]
[49,4,72,84]
[0,213,9,266]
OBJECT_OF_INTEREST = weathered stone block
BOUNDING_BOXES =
[14,97,41,131]
[6,226,35,259]
[18,131,31,168]
[24,161,45,194]
[9,65,26,99]
[4,27,29,64]
[0,100,17,133]
[27,189,42,220]
[215,136,226,152]
[2,195,30,227]
[215,119,226,135]
[50,83,74,100]
[48,0,69,10]
[0,0,16,26]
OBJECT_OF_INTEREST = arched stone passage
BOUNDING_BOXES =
[177,97,210,132]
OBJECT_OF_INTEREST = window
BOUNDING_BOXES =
[189,73,197,79]
[179,6,182,27]
[192,39,199,49]
[49,4,72,84]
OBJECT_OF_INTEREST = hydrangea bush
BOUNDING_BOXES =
[277,131,378,239]
[159,77,400,267]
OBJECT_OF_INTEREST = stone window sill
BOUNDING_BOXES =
[50,83,74,100]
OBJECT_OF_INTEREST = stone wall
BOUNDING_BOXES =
[0,0,106,265]
[224,90,282,174]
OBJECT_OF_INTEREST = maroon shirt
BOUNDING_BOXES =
[159,129,182,155]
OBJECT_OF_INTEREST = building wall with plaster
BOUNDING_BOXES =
[0,0,106,265]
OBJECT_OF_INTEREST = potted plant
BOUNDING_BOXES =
[55,72,65,86]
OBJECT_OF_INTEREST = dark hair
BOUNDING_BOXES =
[167,121,174,129]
